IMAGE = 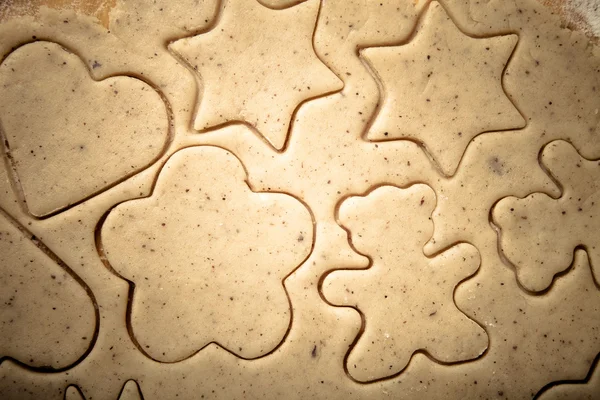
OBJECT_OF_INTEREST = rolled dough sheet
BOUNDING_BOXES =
[0,0,599,399]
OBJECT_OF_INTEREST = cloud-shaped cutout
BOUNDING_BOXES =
[99,146,313,362]
[492,140,600,292]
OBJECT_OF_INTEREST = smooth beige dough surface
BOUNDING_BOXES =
[493,140,600,292]
[0,41,169,217]
[322,184,487,382]
[101,146,313,362]
[170,0,342,150]
[362,1,525,176]
[0,0,599,399]
[0,212,96,370]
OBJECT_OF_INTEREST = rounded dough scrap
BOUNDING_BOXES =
[322,184,487,382]
[0,212,97,370]
[100,146,313,362]
[0,41,169,217]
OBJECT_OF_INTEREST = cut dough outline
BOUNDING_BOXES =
[94,144,316,363]
[490,140,600,295]
[166,0,344,153]
[0,206,100,373]
[534,351,600,399]
[318,182,490,384]
[64,384,86,400]
[116,379,144,400]
[0,39,174,220]
[64,379,144,400]
[256,0,310,10]
[357,0,528,178]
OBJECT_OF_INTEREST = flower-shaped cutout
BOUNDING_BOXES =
[322,184,487,382]
[100,146,313,362]
[0,41,169,217]
[170,0,342,150]
[361,1,524,176]
[493,140,600,292]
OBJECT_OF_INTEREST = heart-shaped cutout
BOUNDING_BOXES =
[0,41,169,217]
[0,210,97,370]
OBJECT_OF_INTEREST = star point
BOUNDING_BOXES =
[362,1,525,176]
[171,0,342,150]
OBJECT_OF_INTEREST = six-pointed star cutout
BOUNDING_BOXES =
[170,0,342,150]
[361,1,525,176]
